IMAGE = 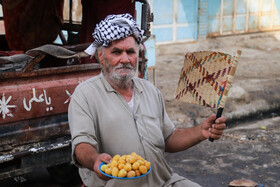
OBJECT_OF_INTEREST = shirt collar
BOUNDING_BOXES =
[132,76,143,93]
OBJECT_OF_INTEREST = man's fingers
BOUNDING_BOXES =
[208,129,223,140]
[215,116,226,124]
[209,128,224,135]
[209,123,226,139]
[100,154,112,163]
[208,114,217,122]
[203,114,227,140]
[212,123,226,130]
[203,114,217,129]
[209,133,222,140]
[206,114,226,125]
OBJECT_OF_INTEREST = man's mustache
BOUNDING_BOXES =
[114,64,134,70]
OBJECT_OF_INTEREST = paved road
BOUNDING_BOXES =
[166,115,280,187]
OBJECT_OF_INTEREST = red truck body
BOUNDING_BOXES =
[0,62,101,181]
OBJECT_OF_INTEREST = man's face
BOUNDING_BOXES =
[98,36,139,87]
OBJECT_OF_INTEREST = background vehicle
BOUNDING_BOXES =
[0,0,153,183]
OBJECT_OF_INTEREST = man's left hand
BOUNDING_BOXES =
[201,114,226,140]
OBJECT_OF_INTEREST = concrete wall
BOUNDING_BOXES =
[143,0,198,44]
[203,0,280,37]
[146,0,280,44]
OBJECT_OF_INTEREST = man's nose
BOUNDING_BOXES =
[120,53,130,63]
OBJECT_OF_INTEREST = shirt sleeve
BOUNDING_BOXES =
[156,88,175,143]
[68,87,98,167]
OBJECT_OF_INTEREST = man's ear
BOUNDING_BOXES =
[97,49,103,65]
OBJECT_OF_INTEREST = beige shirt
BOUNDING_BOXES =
[68,73,195,187]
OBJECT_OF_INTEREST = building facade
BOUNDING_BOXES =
[143,0,280,44]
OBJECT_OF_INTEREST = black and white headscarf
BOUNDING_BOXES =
[85,13,144,56]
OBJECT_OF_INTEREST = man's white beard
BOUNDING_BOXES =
[106,63,136,89]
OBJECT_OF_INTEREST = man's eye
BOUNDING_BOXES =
[112,51,121,54]
[127,50,136,54]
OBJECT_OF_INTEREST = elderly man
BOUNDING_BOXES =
[68,14,226,187]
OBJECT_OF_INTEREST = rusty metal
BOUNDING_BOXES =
[0,63,100,79]
[58,31,68,45]
[22,53,47,72]
[0,0,103,181]
[136,0,153,37]
[0,139,70,164]
[0,137,72,181]
[0,115,70,151]
[0,58,101,183]
[0,63,101,125]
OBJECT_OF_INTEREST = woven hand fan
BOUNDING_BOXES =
[175,50,241,141]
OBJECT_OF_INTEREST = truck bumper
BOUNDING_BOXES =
[0,136,72,181]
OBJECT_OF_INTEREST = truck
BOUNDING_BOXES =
[0,47,102,183]
[0,0,153,184]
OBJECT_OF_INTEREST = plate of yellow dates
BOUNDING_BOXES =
[99,152,151,179]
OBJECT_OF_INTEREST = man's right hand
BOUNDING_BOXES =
[93,153,112,180]
[75,143,112,181]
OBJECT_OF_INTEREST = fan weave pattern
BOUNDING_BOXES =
[175,50,241,109]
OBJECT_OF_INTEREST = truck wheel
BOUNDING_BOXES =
[47,162,81,184]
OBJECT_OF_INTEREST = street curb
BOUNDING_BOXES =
[225,102,280,128]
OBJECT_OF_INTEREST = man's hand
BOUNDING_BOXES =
[93,153,112,180]
[201,114,226,140]
[75,143,112,181]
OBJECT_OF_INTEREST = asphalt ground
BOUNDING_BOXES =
[166,115,280,187]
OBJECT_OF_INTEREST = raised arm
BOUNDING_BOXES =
[165,114,226,153]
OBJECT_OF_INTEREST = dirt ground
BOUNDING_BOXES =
[153,32,280,124]
[154,31,280,125]
[153,32,280,186]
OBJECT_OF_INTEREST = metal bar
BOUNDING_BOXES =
[58,30,68,45]
[0,140,70,164]
[69,0,73,25]
[0,63,101,79]
[137,0,153,36]
[141,4,148,31]
[0,142,72,181]
[61,22,81,32]
[22,53,47,72]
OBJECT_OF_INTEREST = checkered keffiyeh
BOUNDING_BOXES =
[85,13,144,55]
